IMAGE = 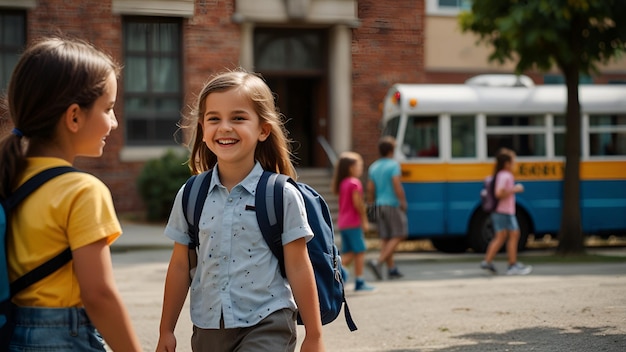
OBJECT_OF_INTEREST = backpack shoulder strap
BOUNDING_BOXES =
[3,166,77,210]
[255,171,288,277]
[10,248,72,296]
[6,166,77,296]
[182,170,213,250]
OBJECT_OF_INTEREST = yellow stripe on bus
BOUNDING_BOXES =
[400,161,626,182]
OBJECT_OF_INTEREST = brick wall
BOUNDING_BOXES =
[351,0,425,167]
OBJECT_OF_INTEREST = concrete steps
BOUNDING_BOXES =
[295,167,338,227]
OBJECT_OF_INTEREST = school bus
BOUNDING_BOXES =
[380,75,626,252]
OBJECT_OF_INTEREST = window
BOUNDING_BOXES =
[451,115,475,158]
[486,115,546,157]
[254,29,324,73]
[426,0,472,15]
[0,10,26,91]
[383,116,400,140]
[123,17,182,146]
[403,116,439,158]
[589,114,626,156]
[543,74,593,85]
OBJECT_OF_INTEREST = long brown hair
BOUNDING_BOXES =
[181,69,296,178]
[0,36,120,197]
[331,151,362,195]
[493,147,515,179]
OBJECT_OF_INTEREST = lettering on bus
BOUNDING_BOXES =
[517,162,564,178]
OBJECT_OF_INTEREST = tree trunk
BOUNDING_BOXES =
[556,63,585,255]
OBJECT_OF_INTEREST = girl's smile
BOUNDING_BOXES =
[202,88,269,168]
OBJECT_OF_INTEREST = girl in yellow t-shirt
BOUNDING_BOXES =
[0,37,141,351]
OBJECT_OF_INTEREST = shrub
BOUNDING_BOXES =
[137,149,190,222]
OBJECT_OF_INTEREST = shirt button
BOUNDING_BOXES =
[228,198,233,202]
[223,256,227,260]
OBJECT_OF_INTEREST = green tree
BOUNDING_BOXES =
[459,0,626,254]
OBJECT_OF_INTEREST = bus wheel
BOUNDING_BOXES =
[469,210,493,253]
[430,238,468,253]
[469,210,531,253]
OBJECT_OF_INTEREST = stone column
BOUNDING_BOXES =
[329,24,352,155]
[239,22,254,71]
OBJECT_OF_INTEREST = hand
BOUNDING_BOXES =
[514,183,524,193]
[155,332,176,352]
[300,335,325,352]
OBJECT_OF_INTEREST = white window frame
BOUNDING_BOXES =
[426,0,472,16]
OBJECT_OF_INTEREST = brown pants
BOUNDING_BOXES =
[191,309,297,352]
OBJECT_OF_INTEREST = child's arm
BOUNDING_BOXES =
[392,174,407,211]
[156,242,191,352]
[284,238,325,352]
[352,187,369,233]
[73,238,142,352]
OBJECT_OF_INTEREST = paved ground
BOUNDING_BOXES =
[110,222,626,352]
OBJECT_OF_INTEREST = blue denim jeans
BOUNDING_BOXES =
[490,212,519,233]
[10,306,105,351]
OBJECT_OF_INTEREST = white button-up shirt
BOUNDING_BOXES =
[165,162,313,328]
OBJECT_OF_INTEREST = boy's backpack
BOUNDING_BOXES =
[182,169,357,331]
[1,167,76,346]
[480,174,499,213]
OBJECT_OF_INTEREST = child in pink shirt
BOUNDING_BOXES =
[480,148,532,275]
[332,152,375,291]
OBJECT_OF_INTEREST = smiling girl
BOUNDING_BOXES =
[157,70,324,352]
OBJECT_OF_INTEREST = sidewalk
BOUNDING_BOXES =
[110,234,626,352]
[113,221,173,251]
[114,220,626,258]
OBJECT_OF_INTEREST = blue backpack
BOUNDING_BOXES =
[480,174,499,213]
[182,169,357,331]
[1,167,75,346]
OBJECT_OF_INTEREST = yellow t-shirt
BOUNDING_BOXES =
[8,157,121,307]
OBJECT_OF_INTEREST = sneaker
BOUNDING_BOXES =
[367,259,383,280]
[480,260,497,274]
[388,267,404,279]
[355,279,375,291]
[506,262,532,275]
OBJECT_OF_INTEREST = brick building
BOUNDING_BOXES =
[1,0,625,216]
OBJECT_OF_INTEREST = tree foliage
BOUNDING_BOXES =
[460,0,626,254]
[460,0,626,75]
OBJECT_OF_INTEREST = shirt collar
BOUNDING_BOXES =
[210,162,264,194]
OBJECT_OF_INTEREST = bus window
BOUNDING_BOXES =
[487,134,546,157]
[486,115,544,127]
[589,114,626,156]
[404,115,439,158]
[451,115,476,158]
[383,115,401,139]
[486,115,546,157]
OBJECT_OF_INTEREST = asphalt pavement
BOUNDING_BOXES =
[110,221,626,352]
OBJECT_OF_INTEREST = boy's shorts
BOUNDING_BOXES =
[491,213,519,233]
[340,227,367,253]
[376,205,408,240]
[191,308,296,352]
